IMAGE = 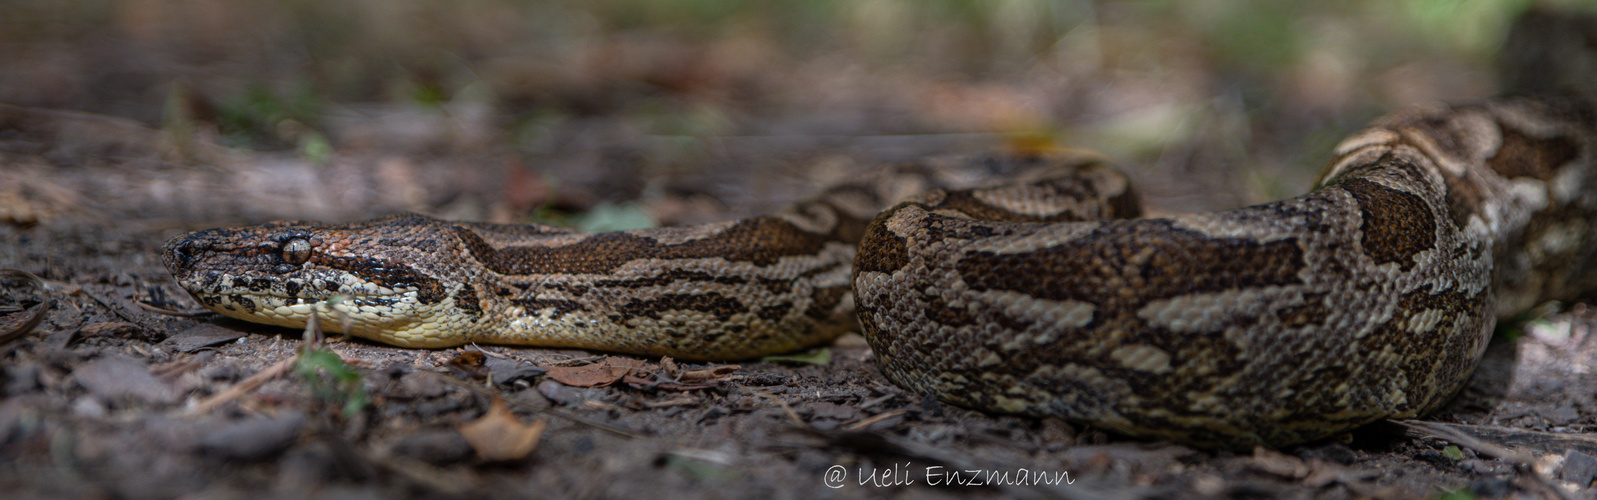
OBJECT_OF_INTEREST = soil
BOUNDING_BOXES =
[3,101,1597,500]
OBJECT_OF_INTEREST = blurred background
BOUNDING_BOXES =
[1,0,1591,228]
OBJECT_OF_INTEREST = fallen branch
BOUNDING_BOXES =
[183,354,297,417]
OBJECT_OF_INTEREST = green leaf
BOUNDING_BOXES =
[1441,445,1464,460]
[663,454,735,482]
[574,201,657,233]
[295,347,369,418]
[1435,488,1475,500]
[761,348,831,366]
[298,131,333,163]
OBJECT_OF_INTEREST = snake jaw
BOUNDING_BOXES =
[180,273,469,348]
[162,215,483,347]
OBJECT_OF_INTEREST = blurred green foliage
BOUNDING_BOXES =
[7,0,1595,187]
[294,347,370,419]
[6,0,1585,115]
[215,83,330,154]
[762,348,832,366]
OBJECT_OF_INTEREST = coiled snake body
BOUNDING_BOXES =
[165,96,1597,448]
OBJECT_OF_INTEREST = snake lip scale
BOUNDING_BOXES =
[165,96,1597,449]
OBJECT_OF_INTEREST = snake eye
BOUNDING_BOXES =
[282,238,312,265]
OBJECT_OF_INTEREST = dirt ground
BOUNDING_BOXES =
[3,103,1597,500]
[5,2,1597,499]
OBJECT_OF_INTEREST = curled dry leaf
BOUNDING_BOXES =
[677,365,739,383]
[542,357,653,387]
[450,350,487,368]
[79,321,141,338]
[0,269,50,345]
[621,374,716,391]
[657,356,739,385]
[447,350,490,380]
[1248,446,1310,479]
[458,398,547,462]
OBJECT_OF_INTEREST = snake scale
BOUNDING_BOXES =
[165,96,1597,449]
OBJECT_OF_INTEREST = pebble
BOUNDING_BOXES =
[1295,443,1357,465]
[196,411,307,461]
[1562,450,1597,487]
[278,440,375,486]
[1460,459,1511,475]
[805,402,857,420]
[4,364,40,394]
[1468,477,1513,497]
[158,324,246,353]
[397,373,449,399]
[1536,405,1580,425]
[73,355,179,405]
[537,380,583,406]
[71,396,108,419]
[276,441,342,488]
[486,357,546,387]
[387,430,474,466]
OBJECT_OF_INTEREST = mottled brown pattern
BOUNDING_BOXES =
[164,98,1597,450]
[619,292,745,321]
[1338,177,1436,271]
[932,182,1120,223]
[1488,127,1579,180]
[1440,164,1487,230]
[803,286,851,320]
[957,220,1305,304]
[165,154,1107,358]
[454,217,833,275]
[853,97,1597,449]
[1276,293,1331,328]
[852,210,911,275]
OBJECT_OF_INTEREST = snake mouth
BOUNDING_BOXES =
[179,270,411,300]
[175,269,424,322]
[184,284,433,339]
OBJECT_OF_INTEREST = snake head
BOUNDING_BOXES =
[161,214,482,347]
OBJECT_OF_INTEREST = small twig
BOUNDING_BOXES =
[538,355,609,367]
[856,393,897,410]
[642,395,700,408]
[183,315,326,417]
[303,312,325,350]
[846,409,905,431]
[183,354,298,417]
[134,300,213,317]
[754,391,804,426]
[73,286,152,330]
[1387,420,1576,500]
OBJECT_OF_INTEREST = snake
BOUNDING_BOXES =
[164,96,1597,449]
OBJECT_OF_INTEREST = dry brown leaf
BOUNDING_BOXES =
[459,398,547,462]
[79,321,141,338]
[543,357,653,387]
[1248,446,1310,478]
[655,356,737,385]
[450,350,486,368]
[621,374,717,391]
[446,350,490,380]
[678,364,739,382]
